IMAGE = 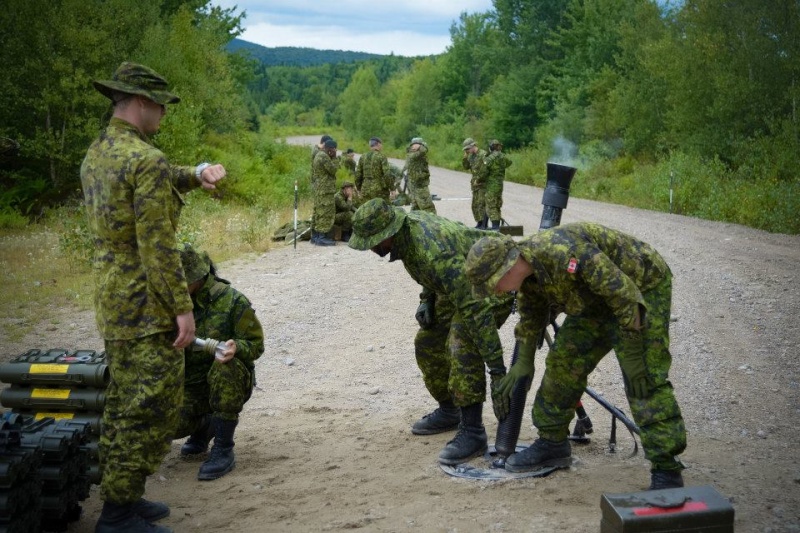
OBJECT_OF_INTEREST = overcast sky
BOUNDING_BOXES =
[213,0,495,56]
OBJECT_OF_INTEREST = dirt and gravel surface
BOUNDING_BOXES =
[3,135,799,532]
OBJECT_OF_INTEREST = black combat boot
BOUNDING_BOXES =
[411,401,460,435]
[180,416,213,456]
[504,437,572,473]
[341,230,352,242]
[132,498,170,522]
[198,418,237,481]
[95,501,173,532]
[490,220,501,231]
[649,470,684,490]
[312,231,335,246]
[438,403,488,465]
[475,220,485,229]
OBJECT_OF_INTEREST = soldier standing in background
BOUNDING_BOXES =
[461,138,489,229]
[484,139,511,230]
[340,148,357,177]
[355,137,394,204]
[403,137,436,214]
[81,61,225,533]
[311,139,339,246]
[312,134,332,161]
[465,224,687,490]
[348,199,514,466]
[334,181,358,242]
[175,244,264,481]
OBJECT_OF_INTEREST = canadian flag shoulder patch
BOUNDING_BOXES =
[567,258,578,274]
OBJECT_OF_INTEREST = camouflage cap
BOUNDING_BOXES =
[465,235,521,299]
[462,137,476,150]
[341,180,355,189]
[93,62,180,105]
[179,243,211,284]
[489,139,502,148]
[348,198,407,251]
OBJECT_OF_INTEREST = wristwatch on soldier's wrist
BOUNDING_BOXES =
[195,162,211,182]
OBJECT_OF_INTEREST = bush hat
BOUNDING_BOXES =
[465,235,520,298]
[462,137,476,150]
[348,198,407,251]
[93,62,180,105]
[179,243,211,284]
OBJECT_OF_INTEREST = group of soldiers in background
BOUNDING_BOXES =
[462,137,512,231]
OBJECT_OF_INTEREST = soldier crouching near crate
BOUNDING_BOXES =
[465,225,687,490]
[175,244,264,481]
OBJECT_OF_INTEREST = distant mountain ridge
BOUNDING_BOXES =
[227,38,388,66]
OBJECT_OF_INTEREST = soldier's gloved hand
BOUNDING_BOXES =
[617,330,654,399]
[415,297,436,329]
[489,369,509,420]
[494,342,536,408]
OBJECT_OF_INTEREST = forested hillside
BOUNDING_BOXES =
[1,0,798,233]
[227,39,386,66]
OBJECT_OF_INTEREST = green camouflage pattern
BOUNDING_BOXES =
[404,142,436,213]
[93,61,180,105]
[484,149,512,220]
[334,189,357,230]
[311,149,338,233]
[100,332,183,503]
[355,149,394,204]
[177,276,264,434]
[179,243,211,284]
[462,148,488,223]
[507,222,685,471]
[81,117,199,340]
[339,154,357,177]
[388,210,514,406]
[348,198,408,250]
[464,235,521,299]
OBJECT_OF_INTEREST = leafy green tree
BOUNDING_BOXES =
[338,66,383,140]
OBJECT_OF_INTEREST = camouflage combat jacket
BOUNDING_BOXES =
[80,118,200,340]
[390,211,513,368]
[185,276,265,386]
[514,222,670,347]
[462,149,488,191]
[484,150,511,188]
[404,144,430,189]
[355,150,393,201]
[334,190,356,214]
[312,150,338,194]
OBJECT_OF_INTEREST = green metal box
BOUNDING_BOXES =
[600,485,734,533]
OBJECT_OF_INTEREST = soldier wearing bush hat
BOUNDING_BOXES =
[349,199,514,466]
[464,224,687,490]
[403,136,436,214]
[82,61,227,533]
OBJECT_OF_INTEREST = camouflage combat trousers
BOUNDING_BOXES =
[175,357,254,437]
[334,210,353,231]
[485,180,504,221]
[408,178,436,213]
[312,181,336,234]
[471,184,487,223]
[532,274,686,471]
[415,295,511,407]
[100,331,183,504]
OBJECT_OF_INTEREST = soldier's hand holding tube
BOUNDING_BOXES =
[216,340,236,364]
[617,329,654,399]
[493,342,536,418]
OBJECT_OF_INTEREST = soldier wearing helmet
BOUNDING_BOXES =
[461,138,489,228]
[402,136,436,213]
[484,139,512,230]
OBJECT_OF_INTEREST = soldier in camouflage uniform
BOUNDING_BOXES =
[175,244,264,481]
[311,139,339,246]
[311,134,332,162]
[339,148,357,177]
[465,224,687,490]
[461,138,489,229]
[355,137,394,204]
[349,199,514,465]
[81,62,226,533]
[402,137,436,214]
[484,140,512,230]
[334,181,357,242]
